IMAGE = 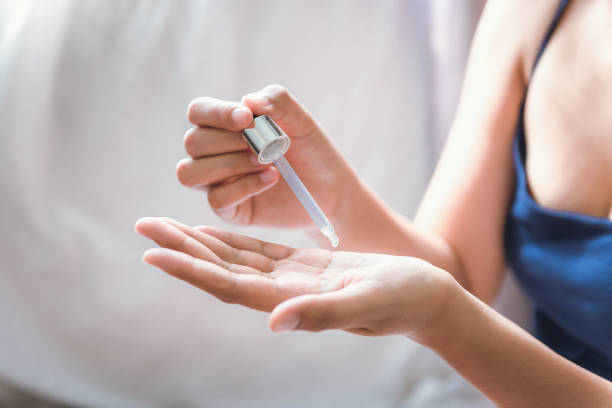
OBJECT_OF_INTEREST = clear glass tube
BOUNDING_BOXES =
[273,156,339,247]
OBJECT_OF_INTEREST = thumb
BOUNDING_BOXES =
[241,84,318,139]
[269,283,373,333]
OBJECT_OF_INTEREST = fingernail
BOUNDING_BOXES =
[231,107,251,125]
[259,169,276,183]
[272,314,300,332]
[249,153,262,166]
[142,247,166,265]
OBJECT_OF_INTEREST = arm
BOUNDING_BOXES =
[330,0,561,304]
[418,282,612,408]
[135,218,612,407]
[327,0,526,302]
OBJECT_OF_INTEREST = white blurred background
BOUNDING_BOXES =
[0,1,532,407]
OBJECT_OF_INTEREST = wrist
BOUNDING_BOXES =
[326,162,363,225]
[407,270,467,346]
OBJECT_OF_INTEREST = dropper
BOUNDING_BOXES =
[273,156,339,246]
[242,115,339,247]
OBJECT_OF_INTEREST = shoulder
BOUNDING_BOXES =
[477,0,566,83]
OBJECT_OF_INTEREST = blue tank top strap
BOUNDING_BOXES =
[530,0,570,75]
[516,0,571,164]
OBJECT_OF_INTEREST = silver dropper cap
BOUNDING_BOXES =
[242,115,291,164]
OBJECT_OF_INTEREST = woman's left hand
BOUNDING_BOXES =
[135,217,458,337]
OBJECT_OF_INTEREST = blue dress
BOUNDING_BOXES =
[504,0,612,380]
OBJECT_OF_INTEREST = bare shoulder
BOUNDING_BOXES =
[450,0,562,133]
[415,0,566,303]
[480,0,566,81]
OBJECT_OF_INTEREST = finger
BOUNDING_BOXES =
[187,97,253,130]
[136,217,267,276]
[241,85,317,139]
[184,127,248,158]
[143,247,283,311]
[207,167,279,211]
[269,283,374,332]
[194,225,294,260]
[159,217,277,273]
[176,151,267,188]
[136,217,226,266]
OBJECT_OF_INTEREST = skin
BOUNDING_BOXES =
[135,217,454,336]
[138,0,612,406]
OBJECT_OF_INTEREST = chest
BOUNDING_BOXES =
[523,0,612,220]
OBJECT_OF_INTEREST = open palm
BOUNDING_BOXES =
[135,217,453,336]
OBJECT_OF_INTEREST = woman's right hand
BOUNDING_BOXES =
[178,85,356,229]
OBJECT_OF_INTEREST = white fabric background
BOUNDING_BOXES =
[0,1,526,406]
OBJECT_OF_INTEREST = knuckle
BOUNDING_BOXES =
[213,205,243,224]
[264,84,290,101]
[231,247,243,263]
[215,106,228,127]
[304,311,333,332]
[217,292,236,304]
[178,234,190,251]
[176,159,192,186]
[183,128,198,156]
[240,93,256,105]
[215,275,238,304]
[186,98,203,123]
[245,172,262,189]
[207,190,224,210]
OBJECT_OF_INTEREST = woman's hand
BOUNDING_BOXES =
[135,217,457,337]
[179,85,357,228]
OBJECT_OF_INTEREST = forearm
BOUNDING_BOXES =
[417,282,612,408]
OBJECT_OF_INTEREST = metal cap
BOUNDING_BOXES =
[242,115,290,164]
